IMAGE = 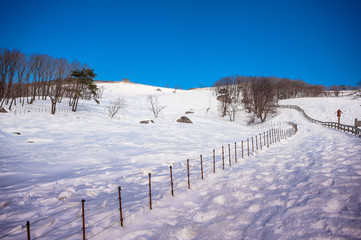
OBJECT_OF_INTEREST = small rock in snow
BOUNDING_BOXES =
[177,116,193,124]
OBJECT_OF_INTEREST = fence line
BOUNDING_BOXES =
[3,107,91,116]
[0,123,298,240]
[279,105,360,136]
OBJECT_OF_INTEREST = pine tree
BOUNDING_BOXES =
[69,68,99,112]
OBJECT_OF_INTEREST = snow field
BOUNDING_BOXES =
[0,82,361,239]
[105,110,361,240]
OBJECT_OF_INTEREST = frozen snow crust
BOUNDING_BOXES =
[0,82,361,239]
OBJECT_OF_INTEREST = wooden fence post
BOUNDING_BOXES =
[26,221,30,240]
[118,187,124,227]
[81,199,86,240]
[256,136,258,151]
[242,140,244,159]
[252,137,254,153]
[279,129,282,142]
[222,146,225,170]
[247,139,249,156]
[234,142,237,163]
[228,144,231,167]
[149,173,152,209]
[170,166,174,196]
[267,131,269,147]
[213,149,215,173]
[187,159,190,189]
[259,134,262,150]
[200,155,204,180]
[274,129,277,142]
[273,129,275,143]
[264,132,266,146]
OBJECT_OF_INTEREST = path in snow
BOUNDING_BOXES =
[99,109,361,240]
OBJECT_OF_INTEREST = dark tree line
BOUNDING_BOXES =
[0,48,99,114]
[348,80,361,99]
[214,76,326,123]
[213,76,243,121]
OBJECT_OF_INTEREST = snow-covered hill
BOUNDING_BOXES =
[0,82,360,239]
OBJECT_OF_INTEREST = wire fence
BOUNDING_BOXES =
[279,105,360,137]
[2,107,91,116]
[0,122,298,240]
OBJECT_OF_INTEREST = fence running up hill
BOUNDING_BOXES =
[0,123,298,240]
[279,105,360,137]
[2,107,91,115]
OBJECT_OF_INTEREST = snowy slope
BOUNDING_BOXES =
[280,97,361,126]
[0,82,360,239]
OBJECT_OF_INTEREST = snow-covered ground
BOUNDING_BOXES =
[0,82,360,239]
[280,97,361,126]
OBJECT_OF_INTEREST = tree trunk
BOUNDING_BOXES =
[0,98,5,108]
[51,99,57,114]
[72,96,79,112]
[9,98,15,110]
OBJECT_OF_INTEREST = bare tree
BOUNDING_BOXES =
[308,85,326,97]
[242,77,277,123]
[349,80,361,99]
[0,48,11,107]
[227,101,241,122]
[329,85,341,97]
[4,49,22,109]
[29,53,45,103]
[214,76,233,118]
[0,48,100,114]
[147,95,166,118]
[214,76,243,121]
[48,58,71,114]
[96,86,104,100]
[107,96,126,118]
[8,51,28,109]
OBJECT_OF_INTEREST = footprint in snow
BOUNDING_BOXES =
[193,210,218,223]
[321,179,334,187]
[86,190,98,197]
[58,187,75,201]
[235,213,254,225]
[0,200,11,209]
[212,195,226,205]
[323,198,344,213]
[247,203,262,213]
[174,225,197,240]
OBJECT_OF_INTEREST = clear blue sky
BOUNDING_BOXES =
[1,0,360,89]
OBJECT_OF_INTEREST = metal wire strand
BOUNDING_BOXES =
[32,216,82,240]
[87,220,121,239]
[0,225,24,239]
